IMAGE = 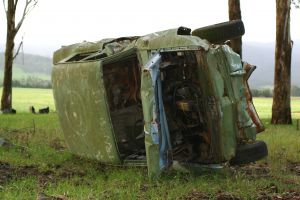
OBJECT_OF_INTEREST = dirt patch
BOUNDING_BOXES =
[257,190,300,200]
[256,183,279,199]
[230,163,270,178]
[49,138,65,151]
[181,190,210,200]
[0,161,40,185]
[215,191,242,200]
[287,161,300,176]
[0,161,13,185]
[0,128,33,147]
[36,192,69,200]
[256,182,300,200]
[181,190,242,200]
[256,192,273,200]
[58,168,86,179]
[38,170,57,188]
[0,161,39,185]
[277,191,300,200]
[0,160,87,188]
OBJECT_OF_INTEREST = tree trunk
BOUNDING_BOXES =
[1,0,37,111]
[1,0,15,111]
[1,34,14,110]
[271,0,292,124]
[228,0,242,58]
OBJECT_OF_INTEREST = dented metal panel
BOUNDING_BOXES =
[206,47,238,161]
[52,61,120,163]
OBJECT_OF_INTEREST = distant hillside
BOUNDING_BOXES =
[0,53,52,81]
[243,41,300,88]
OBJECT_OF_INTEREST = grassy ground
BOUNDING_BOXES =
[10,88,55,112]
[0,88,299,199]
[253,97,300,119]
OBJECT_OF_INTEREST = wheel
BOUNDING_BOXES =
[229,140,268,165]
[192,20,245,44]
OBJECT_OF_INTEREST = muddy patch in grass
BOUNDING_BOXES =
[0,159,88,188]
[215,191,242,200]
[287,161,300,176]
[278,191,300,200]
[49,138,65,151]
[181,190,242,200]
[256,190,300,200]
[0,161,13,185]
[229,163,270,178]
[0,161,39,185]
[256,182,300,200]
[0,161,58,188]
[181,190,210,200]
[36,192,69,200]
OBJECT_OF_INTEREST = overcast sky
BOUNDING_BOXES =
[1,0,300,56]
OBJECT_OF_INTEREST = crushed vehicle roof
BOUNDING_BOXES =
[53,27,210,64]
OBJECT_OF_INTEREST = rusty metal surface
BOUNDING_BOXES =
[243,62,265,133]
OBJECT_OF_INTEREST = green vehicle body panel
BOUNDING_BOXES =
[139,51,160,178]
[52,61,120,163]
[52,27,263,178]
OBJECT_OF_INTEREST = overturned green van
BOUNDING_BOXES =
[52,20,267,178]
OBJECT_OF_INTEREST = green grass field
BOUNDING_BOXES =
[0,88,300,199]
[0,87,55,112]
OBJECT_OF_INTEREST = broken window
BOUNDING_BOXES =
[103,56,144,160]
[65,52,97,62]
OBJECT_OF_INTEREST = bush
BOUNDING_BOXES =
[251,88,273,97]
[251,85,300,97]
[291,85,300,96]
[12,76,52,89]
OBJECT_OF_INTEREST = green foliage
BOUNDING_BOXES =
[0,66,51,89]
[11,76,52,89]
[251,88,273,97]
[251,86,300,97]
[292,85,300,96]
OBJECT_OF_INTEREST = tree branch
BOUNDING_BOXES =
[14,0,19,10]
[292,0,300,8]
[15,0,38,33]
[2,0,7,15]
[13,39,23,60]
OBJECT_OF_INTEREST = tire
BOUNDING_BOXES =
[192,20,245,44]
[229,140,268,165]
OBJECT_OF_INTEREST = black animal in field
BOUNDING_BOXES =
[39,107,49,114]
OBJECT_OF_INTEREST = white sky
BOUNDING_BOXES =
[1,0,300,56]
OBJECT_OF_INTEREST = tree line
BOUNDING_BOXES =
[0,76,51,89]
[251,86,300,97]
